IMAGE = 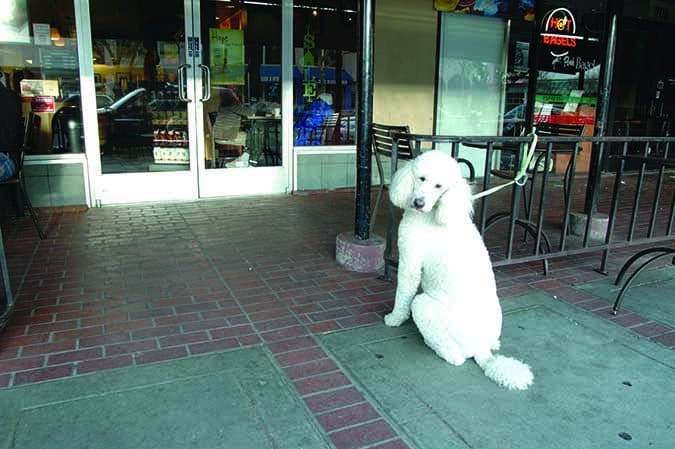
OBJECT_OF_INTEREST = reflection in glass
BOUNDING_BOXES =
[0,0,84,155]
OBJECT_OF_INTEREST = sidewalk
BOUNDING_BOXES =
[0,190,674,449]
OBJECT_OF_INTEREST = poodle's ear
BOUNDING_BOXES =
[389,161,414,209]
[435,174,474,225]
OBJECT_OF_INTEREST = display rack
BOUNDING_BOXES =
[151,98,189,164]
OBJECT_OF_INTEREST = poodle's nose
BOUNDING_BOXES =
[413,198,425,209]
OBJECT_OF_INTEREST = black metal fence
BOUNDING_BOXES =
[382,133,675,311]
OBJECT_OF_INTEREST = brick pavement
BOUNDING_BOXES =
[0,183,673,448]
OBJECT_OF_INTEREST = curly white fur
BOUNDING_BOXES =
[385,150,533,390]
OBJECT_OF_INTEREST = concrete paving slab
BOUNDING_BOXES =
[576,266,675,328]
[317,292,675,449]
[0,347,331,449]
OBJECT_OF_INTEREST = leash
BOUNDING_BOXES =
[470,130,538,201]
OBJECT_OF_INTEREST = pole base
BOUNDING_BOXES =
[569,212,609,240]
[336,232,385,273]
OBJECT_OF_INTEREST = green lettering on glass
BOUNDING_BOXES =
[303,67,317,100]
[304,82,317,99]
[302,33,315,67]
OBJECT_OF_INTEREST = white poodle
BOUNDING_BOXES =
[384,150,533,390]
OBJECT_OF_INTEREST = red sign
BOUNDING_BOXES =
[538,7,599,74]
[540,7,581,58]
[546,9,574,33]
[542,35,577,48]
[31,96,55,113]
[534,114,595,126]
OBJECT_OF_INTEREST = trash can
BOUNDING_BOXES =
[66,119,84,153]
[52,106,84,153]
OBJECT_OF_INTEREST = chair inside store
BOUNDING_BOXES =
[304,112,339,146]
[370,122,414,231]
[0,112,45,239]
[212,109,248,168]
[260,119,281,166]
[336,113,356,144]
[320,113,340,144]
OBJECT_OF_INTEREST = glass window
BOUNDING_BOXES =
[533,4,604,130]
[436,13,508,177]
[293,1,358,147]
[611,15,674,138]
[0,0,84,155]
[503,34,533,137]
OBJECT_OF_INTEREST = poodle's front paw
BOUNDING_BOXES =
[384,312,408,327]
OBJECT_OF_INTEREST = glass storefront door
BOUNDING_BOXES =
[87,0,199,203]
[194,0,290,198]
[87,0,290,204]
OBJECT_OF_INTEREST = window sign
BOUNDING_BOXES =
[19,79,60,97]
[31,96,55,113]
[209,28,245,85]
[538,7,600,74]
[301,33,317,102]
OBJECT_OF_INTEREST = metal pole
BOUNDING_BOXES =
[585,7,618,214]
[524,3,542,135]
[354,0,375,240]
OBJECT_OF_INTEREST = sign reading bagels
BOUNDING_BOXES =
[538,7,600,74]
[541,7,580,56]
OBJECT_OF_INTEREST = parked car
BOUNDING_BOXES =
[62,93,114,109]
[53,88,154,153]
[502,104,525,135]
[97,88,154,152]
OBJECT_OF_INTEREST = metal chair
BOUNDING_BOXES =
[260,119,281,166]
[370,123,414,232]
[320,113,340,144]
[1,112,45,239]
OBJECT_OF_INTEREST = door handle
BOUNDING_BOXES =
[199,64,211,102]
[177,63,192,102]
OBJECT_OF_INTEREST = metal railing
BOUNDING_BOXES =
[382,133,675,301]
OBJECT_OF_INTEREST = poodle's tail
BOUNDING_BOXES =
[474,353,533,390]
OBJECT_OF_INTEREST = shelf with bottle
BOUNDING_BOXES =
[153,146,189,165]
[153,129,188,148]
[151,107,187,125]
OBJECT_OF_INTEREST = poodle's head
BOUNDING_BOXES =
[389,150,473,225]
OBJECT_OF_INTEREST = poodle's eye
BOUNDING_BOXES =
[435,184,442,189]
[419,176,426,182]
